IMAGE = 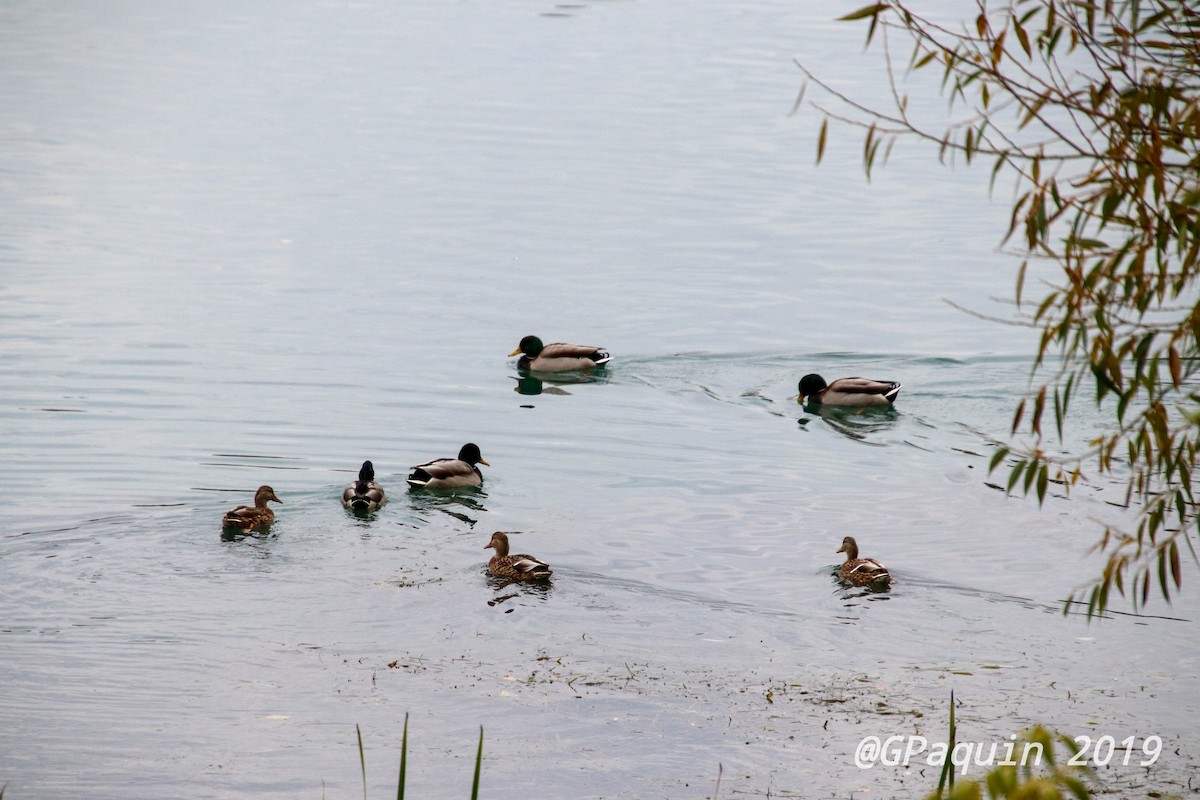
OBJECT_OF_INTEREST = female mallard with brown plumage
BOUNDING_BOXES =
[406,443,489,489]
[798,374,901,407]
[509,335,611,373]
[485,531,551,581]
[342,460,385,511]
[222,485,282,530]
[836,536,891,589]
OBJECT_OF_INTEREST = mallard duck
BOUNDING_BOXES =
[406,443,489,489]
[799,374,901,407]
[342,460,385,511]
[836,536,891,589]
[509,335,611,373]
[485,531,552,581]
[222,485,282,530]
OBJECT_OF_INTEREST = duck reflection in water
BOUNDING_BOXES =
[799,402,899,442]
[407,486,488,526]
[511,364,612,395]
[511,376,576,396]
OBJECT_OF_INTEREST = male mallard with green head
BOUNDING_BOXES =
[836,536,891,589]
[222,485,282,530]
[509,335,611,373]
[342,460,385,511]
[485,531,552,581]
[799,374,901,407]
[406,443,489,489]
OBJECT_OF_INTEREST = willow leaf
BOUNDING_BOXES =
[839,4,889,22]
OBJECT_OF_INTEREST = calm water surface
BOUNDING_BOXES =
[1,2,1196,798]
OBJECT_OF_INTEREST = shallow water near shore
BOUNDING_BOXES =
[2,1,1197,798]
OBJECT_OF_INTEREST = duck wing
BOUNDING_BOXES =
[538,342,612,366]
[343,481,385,509]
[223,504,253,519]
[824,377,901,405]
[828,377,900,395]
[501,554,552,578]
[847,559,889,578]
[407,458,479,485]
[223,504,269,526]
[510,554,552,576]
[539,342,600,358]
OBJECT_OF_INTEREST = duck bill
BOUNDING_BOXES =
[477,458,491,467]
[508,347,522,357]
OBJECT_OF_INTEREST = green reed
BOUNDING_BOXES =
[928,692,1097,800]
[356,716,483,799]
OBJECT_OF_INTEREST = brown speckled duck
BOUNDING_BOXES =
[222,485,282,530]
[799,374,901,407]
[509,335,611,373]
[342,460,385,512]
[485,531,551,581]
[407,443,489,489]
[836,536,891,589]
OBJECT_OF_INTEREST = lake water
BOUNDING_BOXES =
[2,1,1196,798]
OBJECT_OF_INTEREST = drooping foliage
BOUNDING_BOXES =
[797,1,1200,615]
